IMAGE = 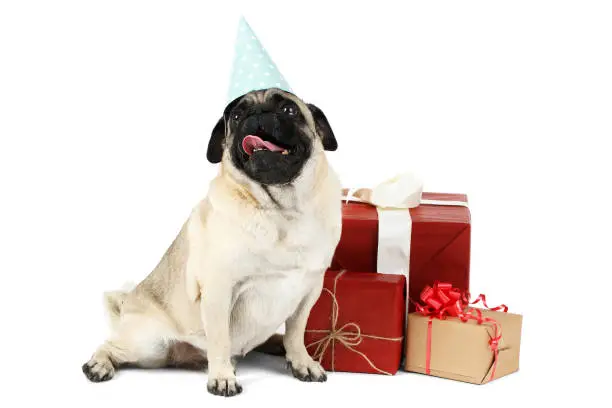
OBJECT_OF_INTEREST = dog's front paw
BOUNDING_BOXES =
[82,356,115,383]
[287,356,327,382]
[207,376,242,397]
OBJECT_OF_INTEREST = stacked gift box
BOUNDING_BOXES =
[304,173,523,383]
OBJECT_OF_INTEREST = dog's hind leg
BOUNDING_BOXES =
[254,333,286,356]
[166,341,207,370]
[82,312,177,382]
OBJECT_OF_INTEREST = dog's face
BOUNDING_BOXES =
[207,89,337,185]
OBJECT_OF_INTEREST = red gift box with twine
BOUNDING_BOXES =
[304,270,406,375]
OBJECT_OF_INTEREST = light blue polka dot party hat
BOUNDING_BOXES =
[227,16,292,102]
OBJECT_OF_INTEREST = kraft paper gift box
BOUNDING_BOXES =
[304,270,406,375]
[331,173,471,312]
[404,283,523,384]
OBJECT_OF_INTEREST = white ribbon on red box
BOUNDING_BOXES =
[341,172,469,280]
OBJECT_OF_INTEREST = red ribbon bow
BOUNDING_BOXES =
[414,282,508,381]
[415,282,466,319]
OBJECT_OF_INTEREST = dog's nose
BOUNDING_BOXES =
[256,111,275,131]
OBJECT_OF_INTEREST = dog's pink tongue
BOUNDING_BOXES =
[242,135,284,156]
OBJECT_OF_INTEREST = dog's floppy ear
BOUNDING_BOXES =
[207,117,225,163]
[308,104,337,151]
[208,97,243,163]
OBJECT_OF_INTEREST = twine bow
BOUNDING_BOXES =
[305,270,404,376]
[413,282,508,380]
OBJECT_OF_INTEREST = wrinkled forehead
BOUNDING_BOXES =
[244,88,300,105]
[226,88,305,115]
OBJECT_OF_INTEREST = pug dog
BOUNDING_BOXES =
[82,88,342,397]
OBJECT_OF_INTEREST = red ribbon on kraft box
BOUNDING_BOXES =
[412,282,508,380]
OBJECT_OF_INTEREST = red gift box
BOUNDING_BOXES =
[331,192,471,312]
[304,270,406,375]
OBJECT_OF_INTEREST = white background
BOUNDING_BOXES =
[1,0,610,406]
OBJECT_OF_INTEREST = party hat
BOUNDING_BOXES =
[227,17,292,102]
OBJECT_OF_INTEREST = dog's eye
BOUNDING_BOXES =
[231,110,243,122]
[281,104,298,117]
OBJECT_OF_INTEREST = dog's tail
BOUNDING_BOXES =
[103,282,134,328]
